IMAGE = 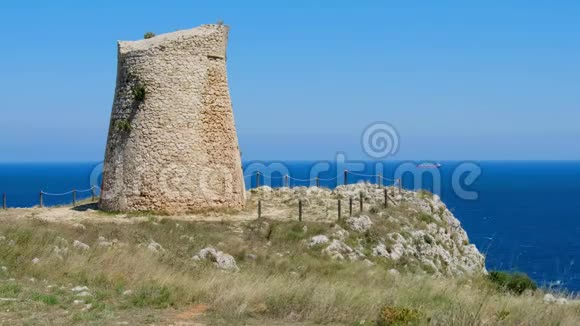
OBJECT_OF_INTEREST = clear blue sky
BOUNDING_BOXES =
[1,1,579,161]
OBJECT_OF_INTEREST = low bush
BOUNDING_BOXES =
[416,212,436,224]
[488,271,537,295]
[377,305,423,325]
[418,189,433,199]
[143,32,155,39]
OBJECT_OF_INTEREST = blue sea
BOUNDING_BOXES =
[1,161,580,291]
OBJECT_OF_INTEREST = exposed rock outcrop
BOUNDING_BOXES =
[346,215,373,233]
[248,183,486,276]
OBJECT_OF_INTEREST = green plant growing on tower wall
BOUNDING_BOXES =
[114,119,132,132]
[132,83,146,102]
[144,32,155,39]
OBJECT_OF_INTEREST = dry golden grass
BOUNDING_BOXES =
[0,210,578,325]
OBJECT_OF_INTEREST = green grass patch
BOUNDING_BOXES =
[31,292,59,305]
[130,283,174,308]
[0,283,21,296]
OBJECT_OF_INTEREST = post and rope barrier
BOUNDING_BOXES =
[38,186,100,208]
[247,169,402,222]
[23,170,402,220]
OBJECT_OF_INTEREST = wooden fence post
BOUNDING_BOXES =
[91,187,96,202]
[256,172,261,188]
[344,170,348,185]
[398,178,402,194]
[39,192,43,208]
[359,192,363,212]
[349,197,353,216]
[337,199,341,221]
[258,200,262,219]
[2,193,6,209]
[284,175,289,188]
[298,200,303,222]
[72,189,76,207]
[384,188,388,208]
[316,177,320,188]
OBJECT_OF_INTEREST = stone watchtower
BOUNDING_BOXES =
[99,24,245,213]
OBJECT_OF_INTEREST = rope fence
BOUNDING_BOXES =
[245,170,401,190]
[250,170,403,222]
[1,170,401,210]
[29,186,100,209]
[256,185,400,222]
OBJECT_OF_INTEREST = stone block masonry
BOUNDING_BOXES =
[99,24,245,213]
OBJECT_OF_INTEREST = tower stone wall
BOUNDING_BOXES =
[99,24,245,213]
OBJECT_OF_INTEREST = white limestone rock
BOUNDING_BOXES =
[346,215,373,233]
[71,286,89,292]
[146,240,163,253]
[543,293,557,303]
[363,259,376,267]
[388,269,401,277]
[331,226,349,241]
[544,293,569,305]
[194,247,239,272]
[372,243,390,258]
[322,239,364,261]
[72,223,86,231]
[308,235,329,247]
[73,240,90,251]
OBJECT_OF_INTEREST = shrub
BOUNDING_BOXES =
[496,309,510,322]
[216,19,224,25]
[143,32,155,39]
[132,83,146,102]
[114,119,131,132]
[488,271,537,295]
[377,305,422,325]
[416,212,436,224]
[418,190,433,199]
[369,205,381,214]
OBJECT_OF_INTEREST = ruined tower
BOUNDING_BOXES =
[99,24,245,213]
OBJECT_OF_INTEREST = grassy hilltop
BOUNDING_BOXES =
[0,185,577,325]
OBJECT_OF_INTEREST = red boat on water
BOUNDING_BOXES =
[417,163,442,169]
